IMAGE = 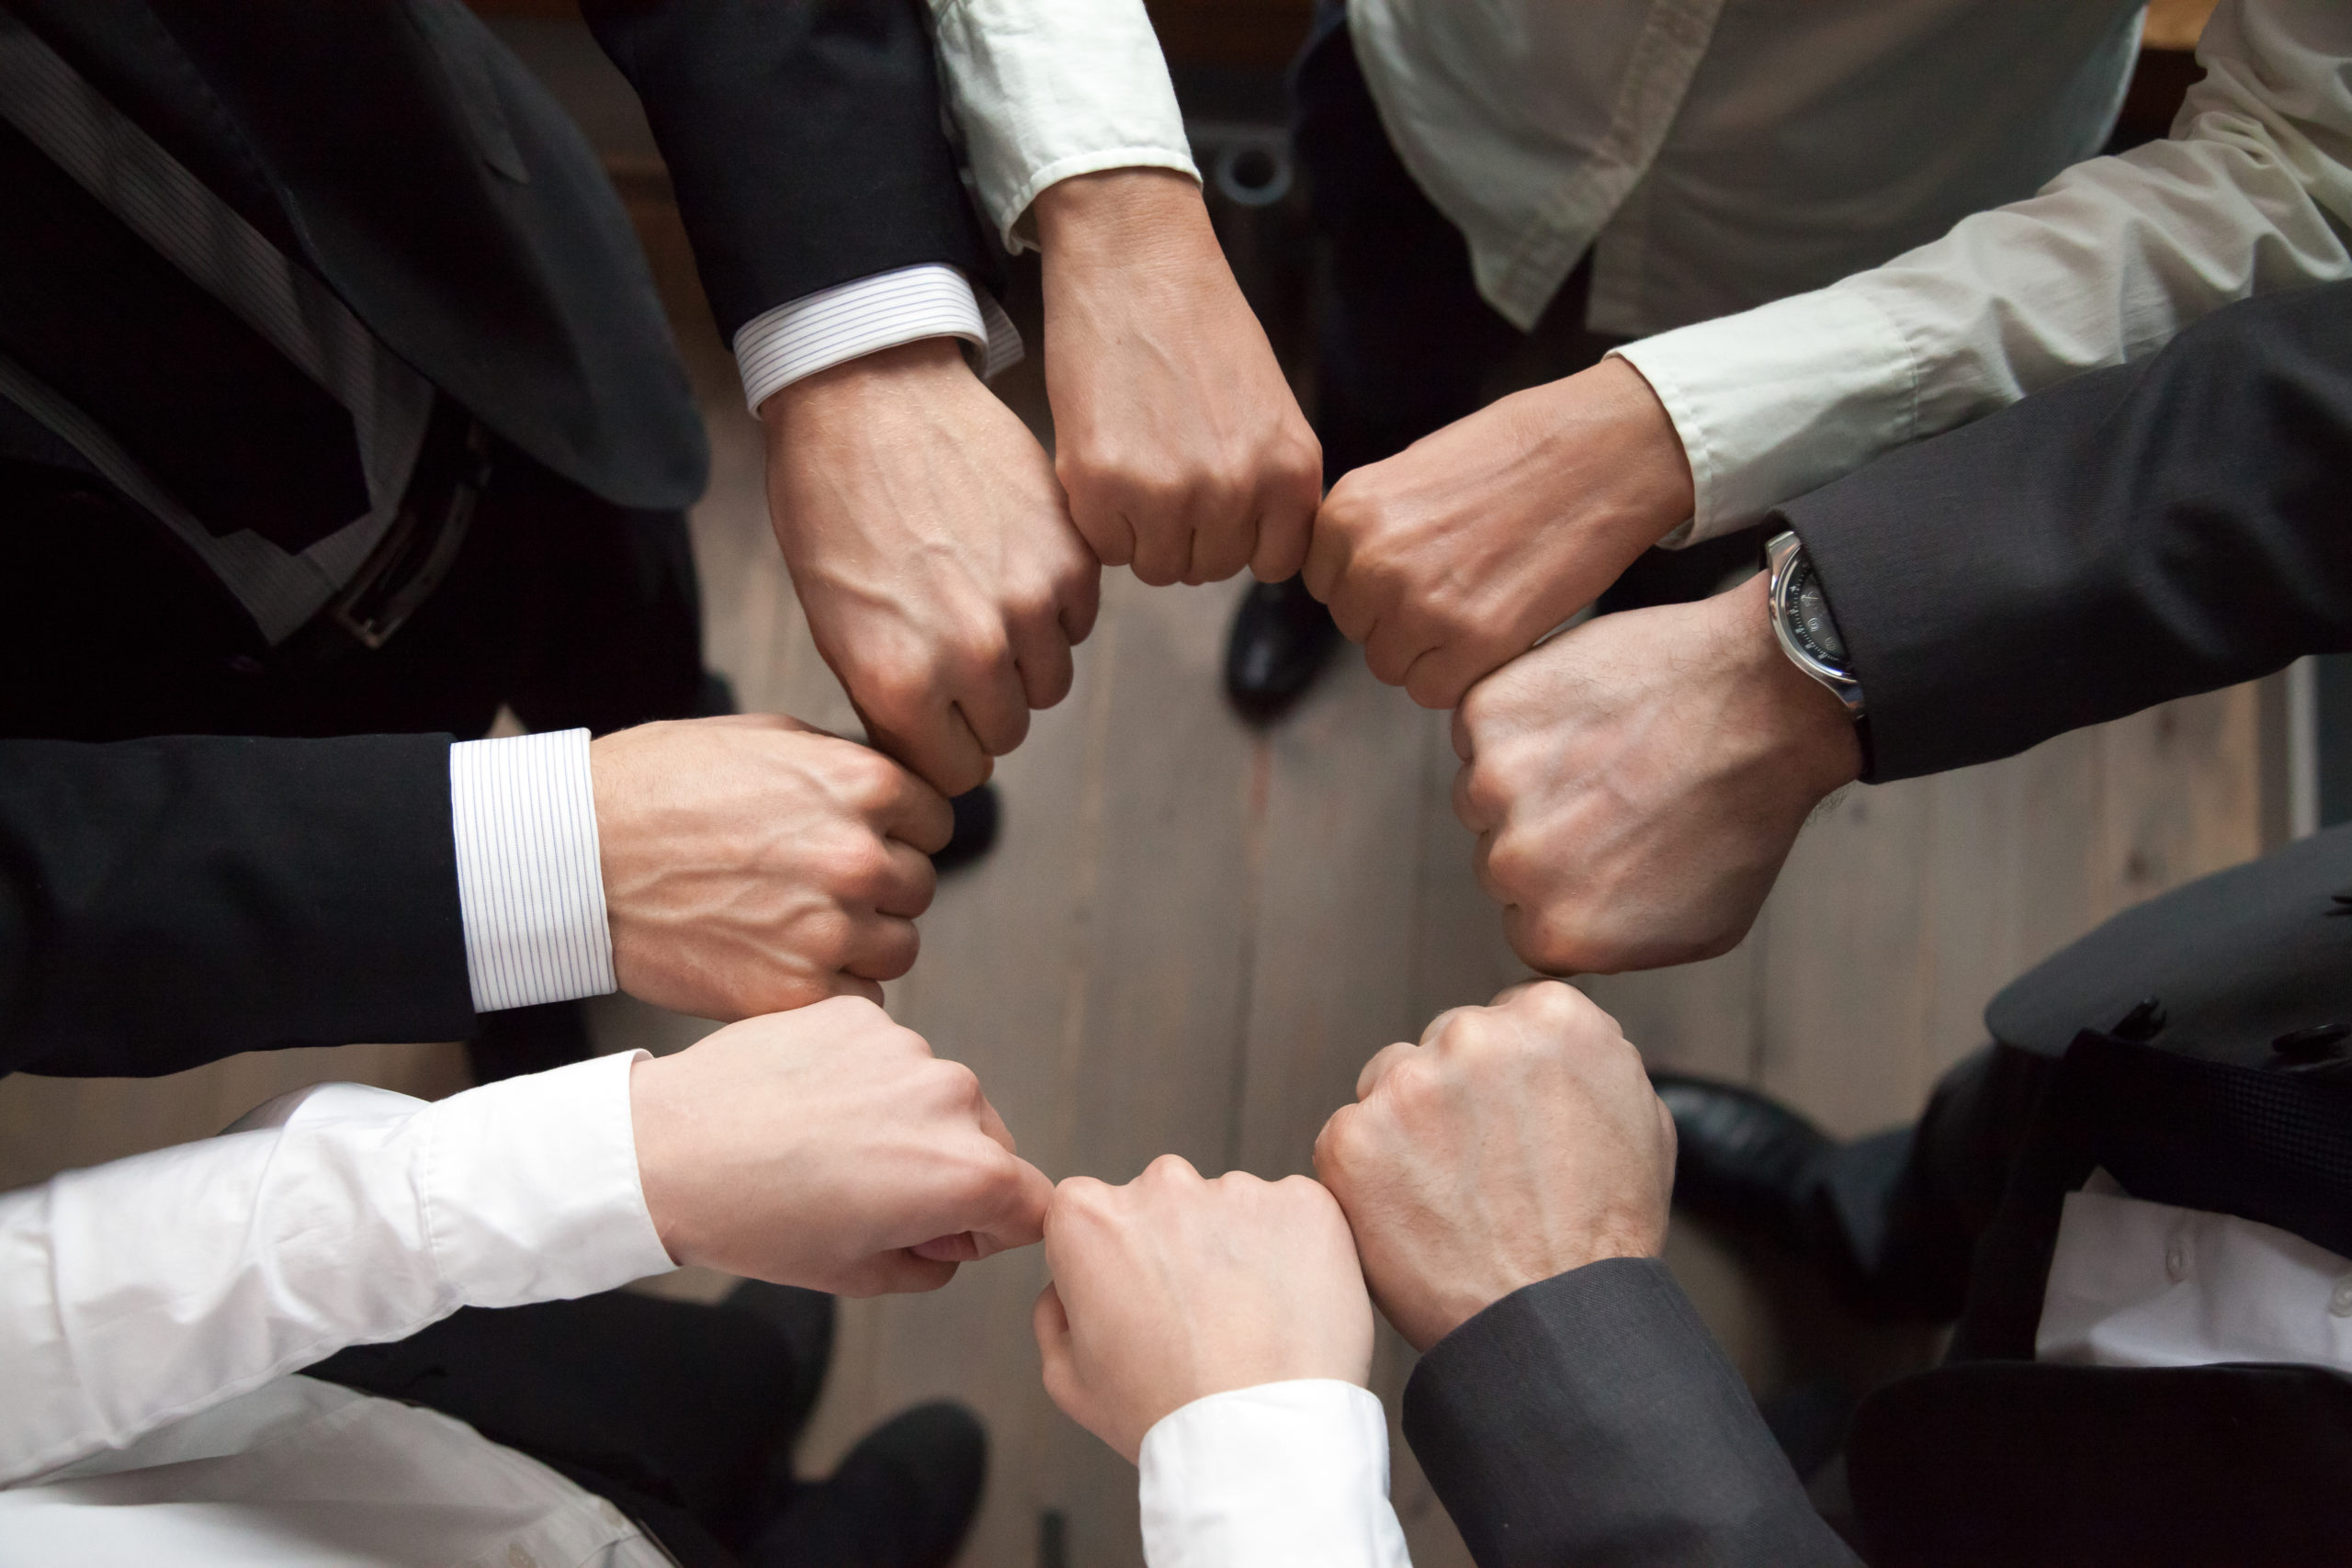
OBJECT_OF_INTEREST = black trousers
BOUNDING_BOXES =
[1293,1,1758,606]
[0,435,710,1078]
[308,1284,833,1568]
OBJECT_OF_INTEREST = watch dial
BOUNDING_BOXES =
[1786,556,1849,668]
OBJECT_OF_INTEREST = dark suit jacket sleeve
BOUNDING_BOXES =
[1775,280,2352,784]
[1403,1257,1860,1568]
[582,0,994,343]
[0,734,475,1078]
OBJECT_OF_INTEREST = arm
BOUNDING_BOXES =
[1619,0,2352,539]
[1,997,1049,1483]
[934,0,1323,587]
[1315,983,1856,1567]
[1034,1156,1410,1567]
[0,717,951,1077]
[1305,0,2347,710]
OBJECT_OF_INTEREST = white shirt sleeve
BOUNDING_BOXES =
[0,1052,673,1485]
[1136,1380,1413,1568]
[924,0,1199,253]
[450,728,616,1012]
[731,263,1025,416]
[1615,0,2352,544]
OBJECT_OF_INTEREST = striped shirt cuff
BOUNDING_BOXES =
[733,263,1025,415]
[448,730,616,1013]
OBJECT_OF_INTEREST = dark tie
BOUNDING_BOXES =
[0,117,368,553]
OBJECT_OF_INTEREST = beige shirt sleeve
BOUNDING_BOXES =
[1615,0,2352,542]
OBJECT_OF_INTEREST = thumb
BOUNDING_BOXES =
[1033,1281,1080,1411]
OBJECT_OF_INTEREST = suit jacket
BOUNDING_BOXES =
[1775,279,2352,784]
[6,0,993,519]
[0,0,990,1076]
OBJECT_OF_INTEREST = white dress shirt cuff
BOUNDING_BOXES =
[2037,1178,2352,1374]
[417,1050,675,1305]
[449,728,616,1012]
[929,0,1198,253]
[1611,282,1919,547]
[733,263,1023,415]
[1137,1380,1411,1568]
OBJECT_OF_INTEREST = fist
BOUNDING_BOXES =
[763,339,1101,796]
[1314,982,1674,1351]
[1452,574,1861,976]
[1036,170,1323,587]
[630,997,1053,1294]
[1303,356,1693,708]
[593,714,951,1020]
[1034,1156,1374,1461]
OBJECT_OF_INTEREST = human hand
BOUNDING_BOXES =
[1303,355,1694,708]
[629,997,1053,1293]
[1033,1156,1374,1462]
[1314,981,1675,1352]
[1035,169,1322,587]
[1453,572,1861,975]
[592,714,951,1020]
[763,338,1101,795]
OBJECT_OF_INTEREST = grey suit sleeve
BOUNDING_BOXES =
[1775,280,2352,784]
[1402,1257,1860,1568]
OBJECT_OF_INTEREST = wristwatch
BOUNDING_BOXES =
[1764,529,1864,719]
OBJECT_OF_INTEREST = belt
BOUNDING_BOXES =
[281,398,493,662]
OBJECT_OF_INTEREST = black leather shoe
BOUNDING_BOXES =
[749,1402,987,1568]
[1224,575,1342,725]
[1651,1072,1836,1255]
[933,783,1001,875]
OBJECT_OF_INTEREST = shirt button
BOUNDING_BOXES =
[2331,1276,2352,1318]
[2165,1229,2190,1283]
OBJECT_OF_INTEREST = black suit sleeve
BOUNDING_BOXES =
[1777,280,2352,784]
[0,734,476,1078]
[582,0,994,343]
[1403,1257,1860,1568]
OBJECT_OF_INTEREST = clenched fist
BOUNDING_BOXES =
[1034,1156,1374,1461]
[1304,356,1693,708]
[593,714,951,1019]
[1315,982,1675,1351]
[630,998,1053,1294]
[763,339,1101,796]
[1036,170,1324,587]
[1452,572,1862,976]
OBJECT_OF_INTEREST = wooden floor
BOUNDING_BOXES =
[0,147,2280,1568]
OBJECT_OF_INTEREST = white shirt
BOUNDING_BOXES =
[1616,0,2352,542]
[1347,0,2146,337]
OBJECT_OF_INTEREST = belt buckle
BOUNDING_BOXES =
[326,420,492,651]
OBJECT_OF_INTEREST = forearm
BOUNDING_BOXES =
[1789,280,2352,782]
[0,735,472,1077]
[1620,0,2351,539]
[1404,1258,1857,1568]
[0,1054,668,1483]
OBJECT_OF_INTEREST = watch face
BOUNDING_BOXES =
[1784,555,1849,670]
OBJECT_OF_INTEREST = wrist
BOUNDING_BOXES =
[760,336,971,433]
[1032,167,1210,262]
[627,1052,695,1267]
[1533,356,1699,563]
[1725,572,1863,795]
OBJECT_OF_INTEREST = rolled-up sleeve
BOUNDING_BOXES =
[926,0,1199,252]
[0,1053,672,1484]
[1617,0,2352,543]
